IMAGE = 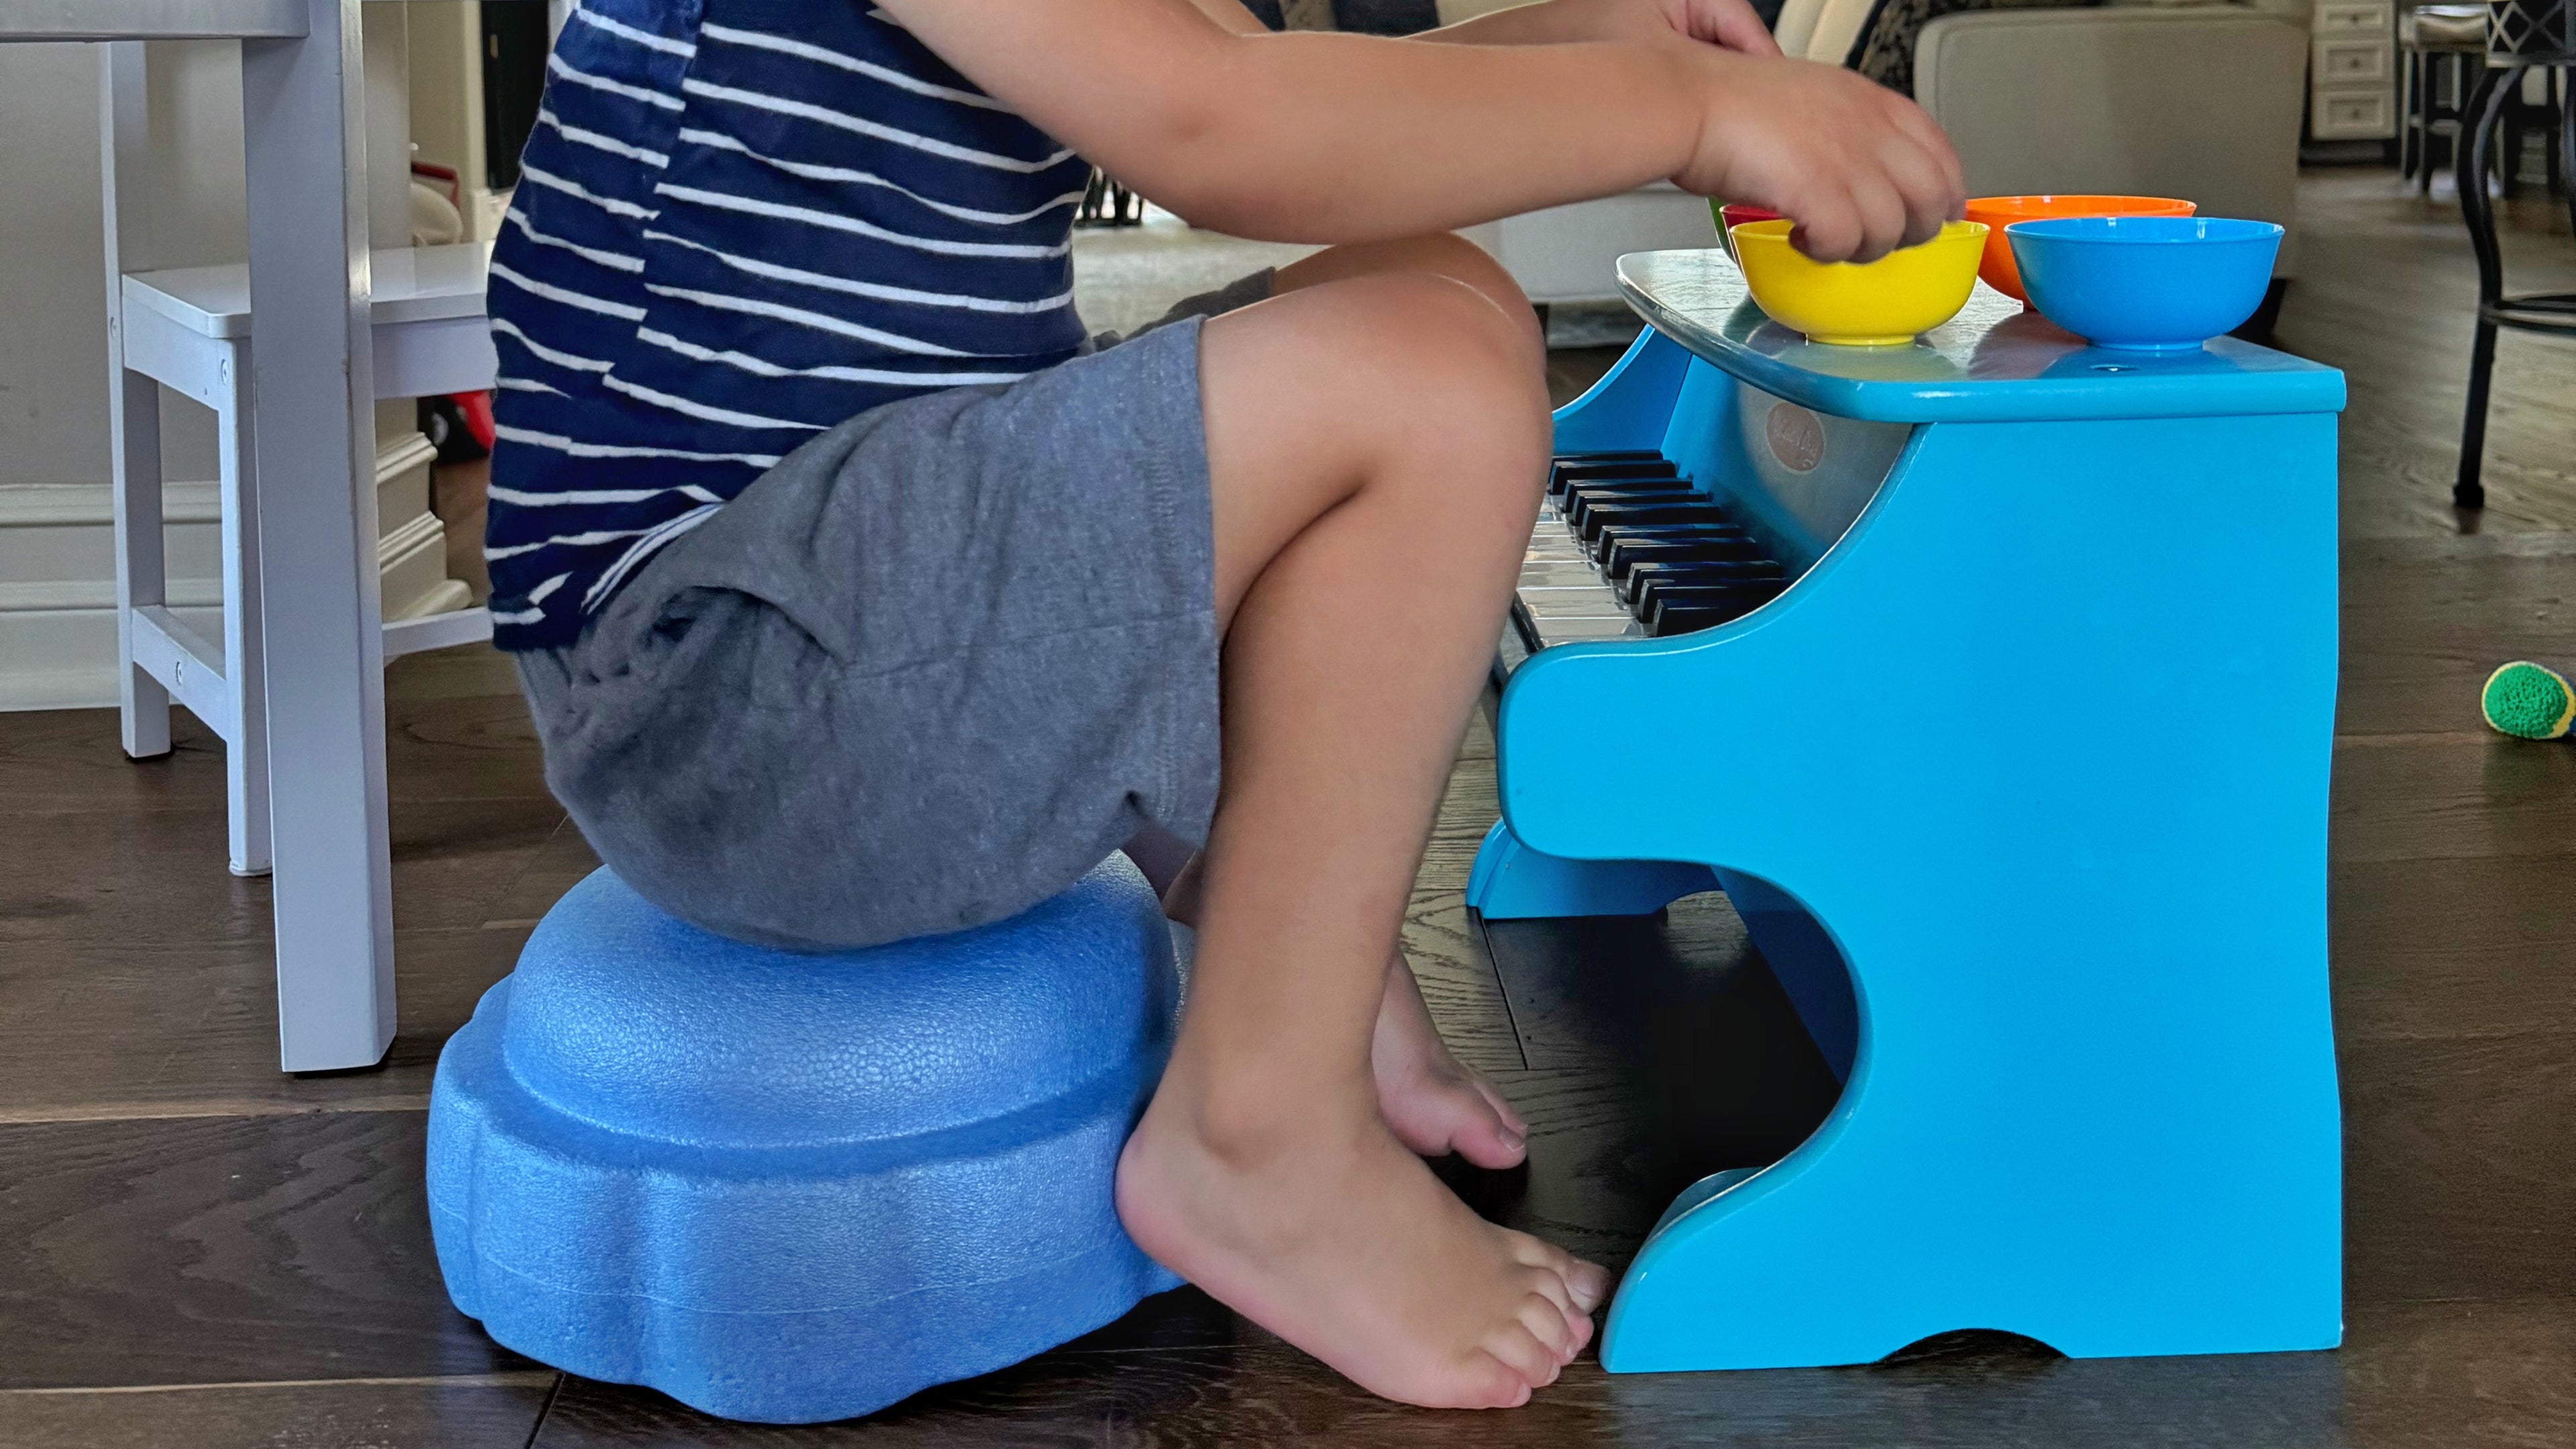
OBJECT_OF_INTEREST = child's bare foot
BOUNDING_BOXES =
[1117,1073,1611,1408]
[1374,955,1529,1170]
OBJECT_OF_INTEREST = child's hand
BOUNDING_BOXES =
[1673,51,1963,265]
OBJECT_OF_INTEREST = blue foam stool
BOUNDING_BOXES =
[427,855,1183,1424]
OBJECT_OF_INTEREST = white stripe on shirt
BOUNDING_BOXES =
[654,182,1069,259]
[678,78,1076,173]
[549,53,686,112]
[506,207,647,274]
[697,22,1009,110]
[492,427,778,471]
[573,6,698,57]
[490,260,649,321]
[673,127,1084,225]
[641,227,1072,314]
[601,372,833,432]
[537,108,672,170]
[636,325,1034,386]
[492,317,616,374]
[518,162,657,221]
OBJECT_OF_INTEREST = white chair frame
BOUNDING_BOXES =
[3,0,461,1070]
[112,241,497,876]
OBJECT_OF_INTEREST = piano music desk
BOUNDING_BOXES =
[1472,251,2348,1373]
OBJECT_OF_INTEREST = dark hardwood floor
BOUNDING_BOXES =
[5,170,2574,1447]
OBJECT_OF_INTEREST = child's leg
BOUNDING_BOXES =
[1273,236,1539,1172]
[1132,825,1529,1169]
[1126,234,1540,1173]
[1116,268,1607,1409]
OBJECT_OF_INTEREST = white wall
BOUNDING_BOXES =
[0,27,457,712]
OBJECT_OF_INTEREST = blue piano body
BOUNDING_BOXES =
[1472,251,2348,1373]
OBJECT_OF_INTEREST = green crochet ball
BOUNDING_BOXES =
[2481,661,2575,741]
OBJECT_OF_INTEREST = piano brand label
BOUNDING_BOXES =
[1765,402,1825,474]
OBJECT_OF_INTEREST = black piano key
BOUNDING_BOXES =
[1561,476,1699,509]
[1637,580,1786,631]
[1603,535,1771,579]
[1636,576,1786,610]
[1564,481,1703,533]
[1648,603,1733,638]
[1562,476,1699,502]
[1552,450,1664,466]
[1591,523,1764,567]
[1576,500,1730,545]
[1616,557,1787,605]
[1551,451,1668,476]
[1549,456,1676,497]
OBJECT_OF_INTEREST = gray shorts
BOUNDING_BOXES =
[516,272,1271,951]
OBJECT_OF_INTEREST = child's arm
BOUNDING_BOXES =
[878,0,1957,262]
[1169,0,1782,52]
[1416,0,1782,56]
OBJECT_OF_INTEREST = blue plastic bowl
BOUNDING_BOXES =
[2006,216,2284,352]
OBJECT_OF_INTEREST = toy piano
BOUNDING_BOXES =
[1472,250,2348,1372]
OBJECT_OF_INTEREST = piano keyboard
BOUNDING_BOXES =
[1502,450,1789,674]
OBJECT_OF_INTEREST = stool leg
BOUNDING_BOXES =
[220,349,274,877]
[2401,52,2423,183]
[2544,68,2565,223]
[2457,317,2499,510]
[2455,66,2516,511]
[112,367,173,761]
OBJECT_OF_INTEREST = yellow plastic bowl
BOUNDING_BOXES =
[1729,219,1989,347]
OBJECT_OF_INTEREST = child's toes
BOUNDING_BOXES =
[1515,1285,1582,1360]
[1502,1231,1613,1313]
[1483,1322,1566,1391]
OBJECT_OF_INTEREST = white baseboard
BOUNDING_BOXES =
[0,431,472,712]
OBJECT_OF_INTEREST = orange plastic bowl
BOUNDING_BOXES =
[1962,195,2196,301]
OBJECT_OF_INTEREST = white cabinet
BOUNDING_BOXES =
[2310,1,2396,140]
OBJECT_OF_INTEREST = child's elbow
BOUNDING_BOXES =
[1089,85,1315,243]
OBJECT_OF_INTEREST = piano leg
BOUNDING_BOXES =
[1464,820,1718,920]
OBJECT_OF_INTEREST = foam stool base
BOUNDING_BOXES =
[428,857,1182,1424]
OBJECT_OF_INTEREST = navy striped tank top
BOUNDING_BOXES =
[482,0,1093,649]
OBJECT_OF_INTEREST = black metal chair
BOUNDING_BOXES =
[2455,0,2576,508]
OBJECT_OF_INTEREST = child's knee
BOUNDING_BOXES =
[1387,266,1542,385]
[1392,233,1540,351]
[1354,274,1548,445]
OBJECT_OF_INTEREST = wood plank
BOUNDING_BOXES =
[2339,536,2576,738]
[2342,1030,2576,1310]
[0,1110,535,1387]
[0,1375,555,1449]
[537,1333,2344,1449]
[0,792,559,945]
[0,926,523,1122]
[2332,852,2576,1042]
[1399,887,1523,1078]
[2339,1297,2576,1448]
[2332,735,2576,864]
[525,1289,2576,1448]
[534,1362,1114,1447]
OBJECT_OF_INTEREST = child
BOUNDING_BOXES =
[486,0,1960,1409]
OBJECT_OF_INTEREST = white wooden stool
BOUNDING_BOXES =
[115,244,496,876]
